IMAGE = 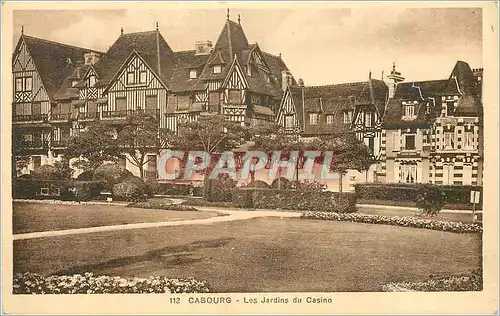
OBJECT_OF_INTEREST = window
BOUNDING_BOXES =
[365,112,372,127]
[89,75,96,87]
[32,156,41,169]
[208,92,220,112]
[213,65,222,74]
[228,90,241,104]
[446,101,455,116]
[309,113,318,125]
[265,74,271,83]
[189,69,197,79]
[15,78,23,92]
[127,72,135,85]
[116,97,127,112]
[404,105,415,118]
[404,134,416,150]
[246,66,252,76]
[464,132,474,149]
[444,132,453,148]
[139,71,147,84]
[399,164,417,183]
[343,110,352,124]
[326,115,334,125]
[25,77,32,91]
[348,95,356,104]
[285,115,294,129]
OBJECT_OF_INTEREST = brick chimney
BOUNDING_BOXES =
[195,40,213,55]
[84,52,100,66]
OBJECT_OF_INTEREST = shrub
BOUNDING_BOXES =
[145,178,162,195]
[12,178,37,199]
[13,272,211,294]
[68,180,103,201]
[92,163,133,191]
[246,180,271,189]
[270,178,293,189]
[382,269,482,292]
[233,188,356,213]
[112,181,146,202]
[31,165,60,181]
[124,176,151,196]
[76,171,93,181]
[415,184,446,216]
[206,178,236,202]
[301,211,483,234]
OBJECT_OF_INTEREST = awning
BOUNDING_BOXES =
[96,98,108,104]
[253,105,274,116]
[71,99,85,107]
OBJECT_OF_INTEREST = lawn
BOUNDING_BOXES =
[13,216,482,292]
[12,202,218,234]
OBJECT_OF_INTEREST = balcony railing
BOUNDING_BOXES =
[78,111,100,120]
[20,140,49,149]
[13,114,48,123]
[51,140,68,148]
[101,109,159,119]
[50,113,71,122]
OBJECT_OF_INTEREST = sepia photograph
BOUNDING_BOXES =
[2,1,498,314]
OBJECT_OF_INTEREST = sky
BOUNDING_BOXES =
[13,7,482,86]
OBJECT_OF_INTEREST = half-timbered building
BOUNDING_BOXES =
[12,31,102,174]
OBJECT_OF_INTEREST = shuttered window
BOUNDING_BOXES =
[228,90,241,104]
[116,97,127,112]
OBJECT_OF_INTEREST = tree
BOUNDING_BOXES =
[65,121,120,172]
[116,112,175,179]
[11,130,31,178]
[321,133,375,193]
[250,124,306,188]
[171,113,246,199]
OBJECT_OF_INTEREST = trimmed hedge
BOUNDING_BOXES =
[206,178,236,202]
[233,188,356,213]
[153,182,203,197]
[355,183,483,209]
[12,179,102,201]
[13,272,211,294]
[382,269,482,292]
[301,211,483,234]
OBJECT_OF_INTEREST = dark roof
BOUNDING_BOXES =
[196,19,249,83]
[53,65,89,100]
[263,52,297,86]
[96,30,176,89]
[167,50,210,92]
[19,35,102,100]
[289,79,388,135]
[385,60,482,125]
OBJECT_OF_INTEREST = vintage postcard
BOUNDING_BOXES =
[2,1,498,314]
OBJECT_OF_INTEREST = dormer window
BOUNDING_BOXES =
[445,100,455,117]
[213,65,222,74]
[189,69,198,79]
[343,110,353,124]
[309,113,318,125]
[89,75,96,87]
[404,105,415,118]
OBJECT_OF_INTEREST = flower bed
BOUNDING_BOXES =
[382,269,482,292]
[127,201,199,212]
[13,272,211,294]
[301,211,482,234]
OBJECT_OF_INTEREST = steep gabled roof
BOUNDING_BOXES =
[195,19,249,82]
[394,80,448,100]
[17,35,102,100]
[95,30,176,88]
